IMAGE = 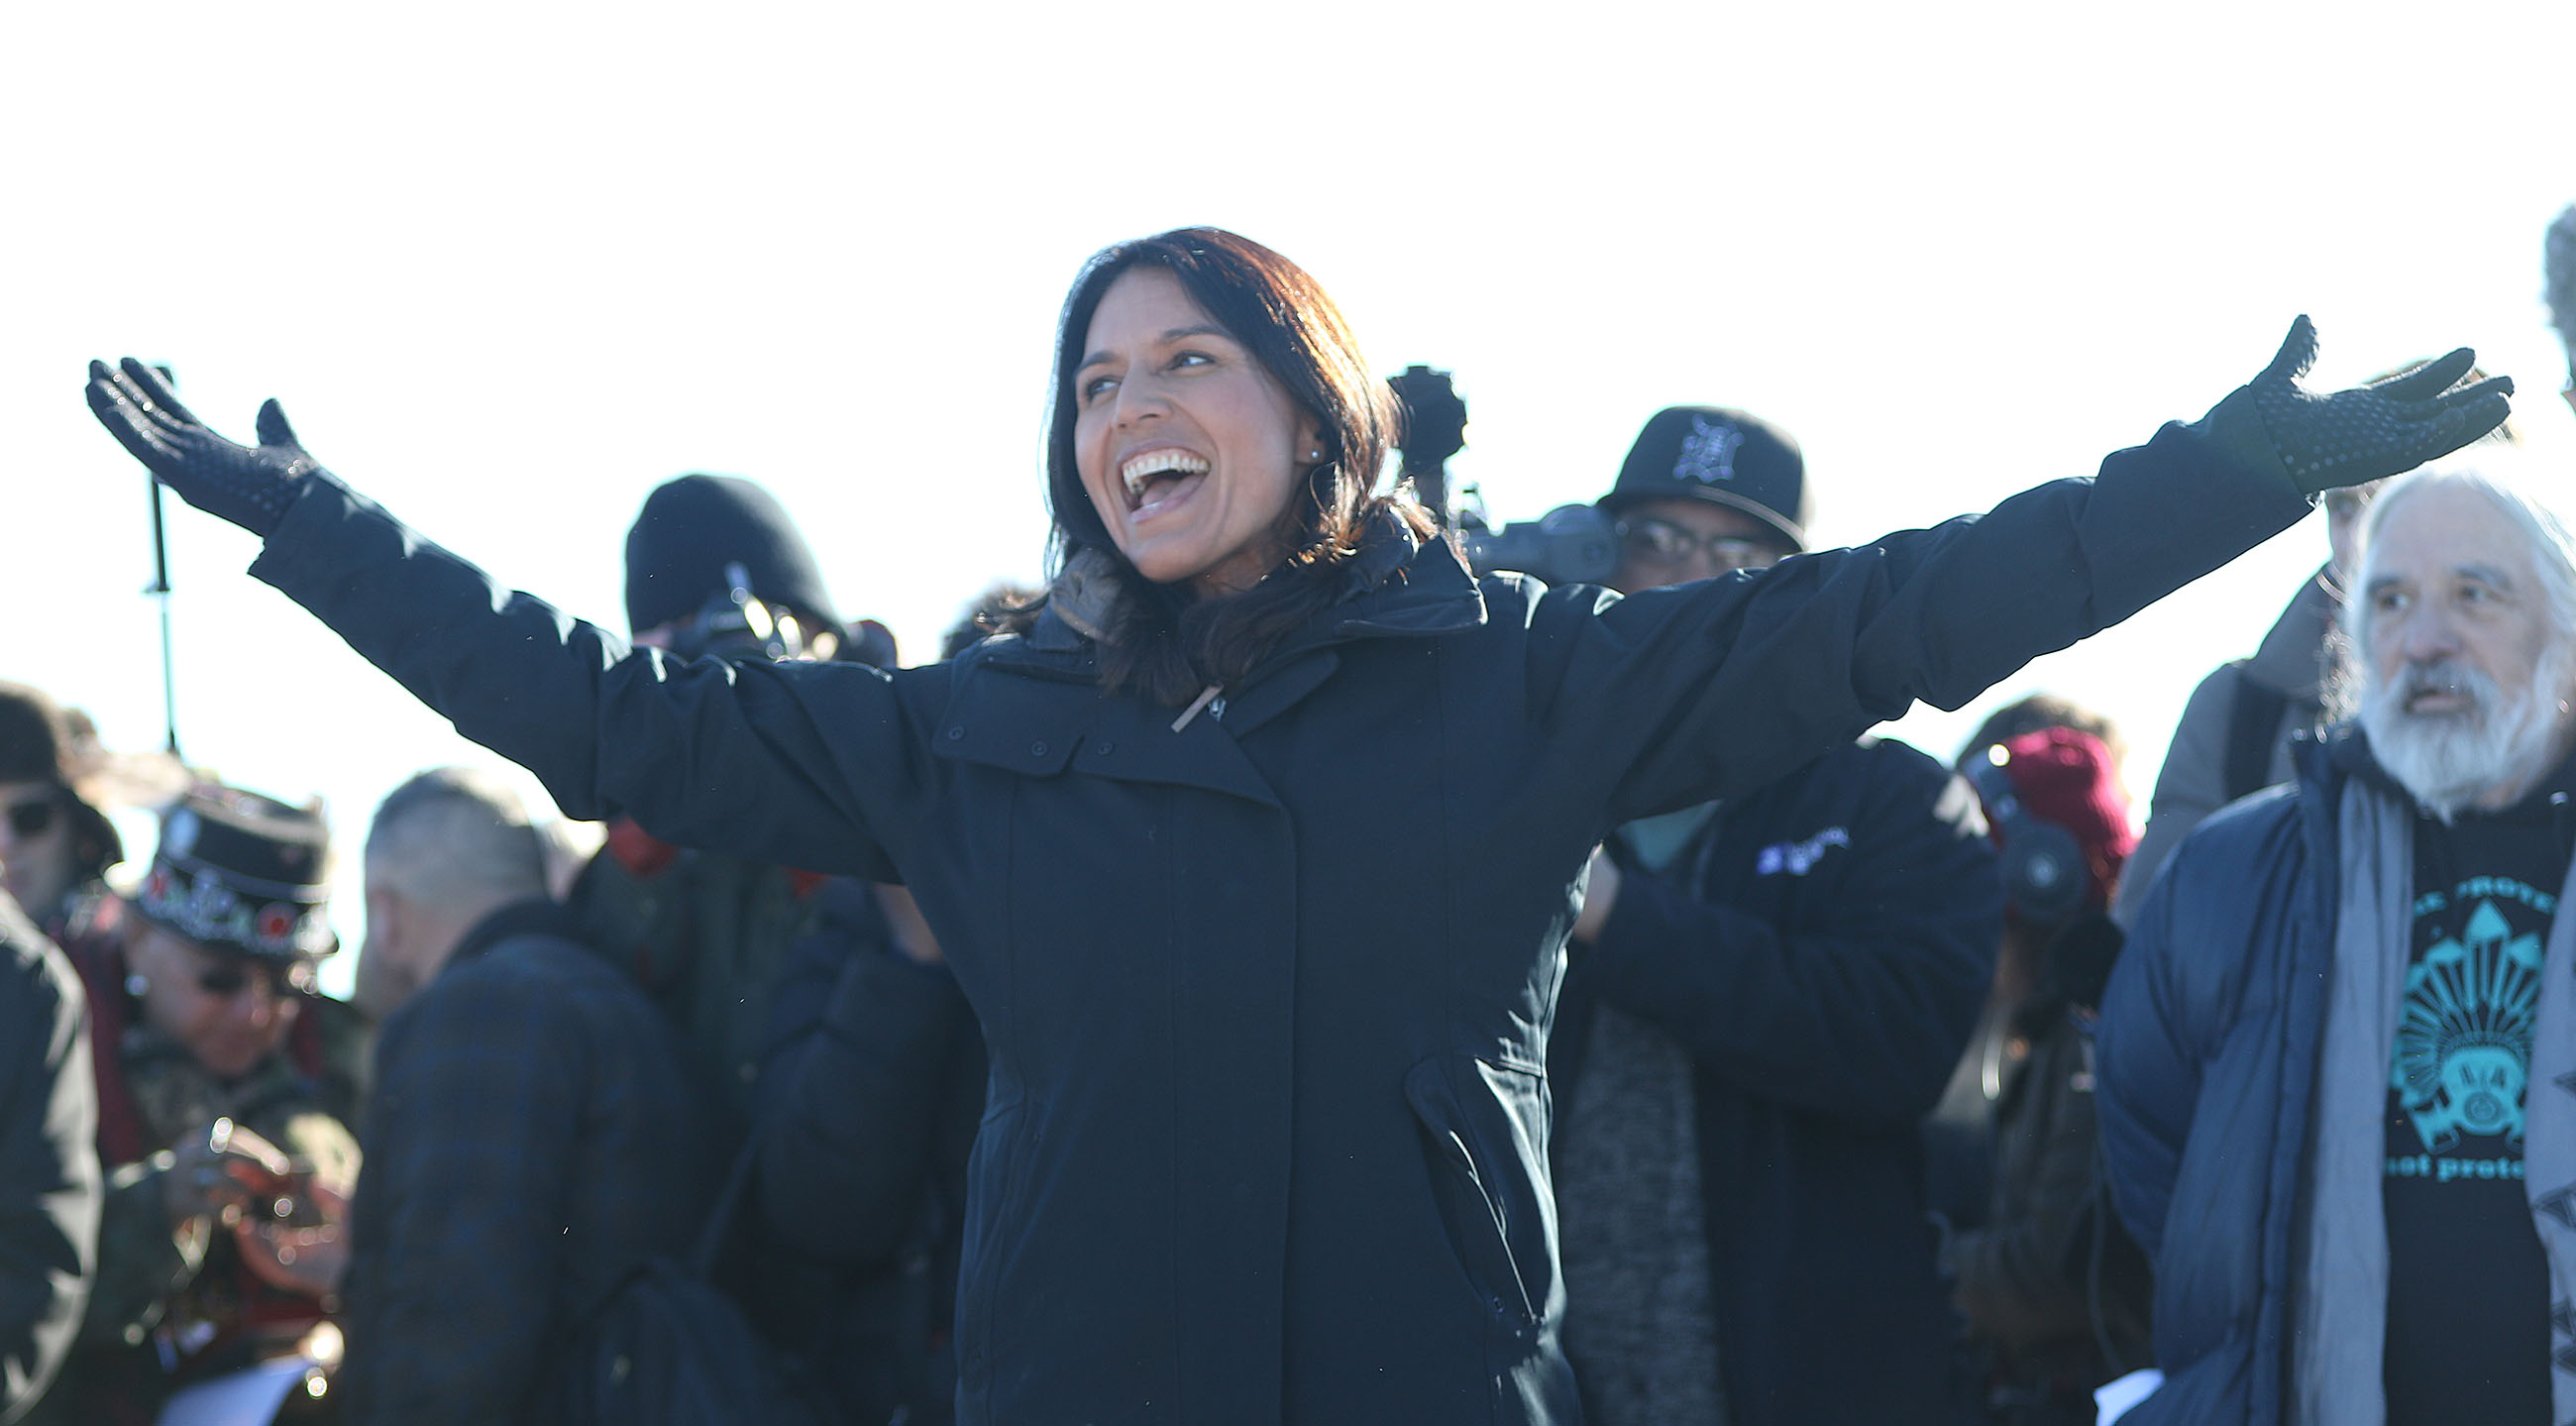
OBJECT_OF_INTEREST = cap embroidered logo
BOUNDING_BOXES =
[1672,416,1746,485]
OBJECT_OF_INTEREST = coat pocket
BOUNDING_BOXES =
[1403,1054,1558,1329]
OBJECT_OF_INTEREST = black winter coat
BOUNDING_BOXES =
[1556,736,1999,1425]
[249,412,2306,1426]
[758,880,983,1425]
[0,896,95,1426]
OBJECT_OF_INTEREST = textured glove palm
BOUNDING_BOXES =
[85,358,323,538]
[2245,316,2513,495]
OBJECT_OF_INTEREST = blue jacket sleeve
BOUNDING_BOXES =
[1579,748,2001,1127]
[1523,405,2311,823]
[2094,851,2207,1262]
[247,477,948,880]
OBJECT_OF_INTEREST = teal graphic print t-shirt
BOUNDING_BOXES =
[2382,806,2556,1426]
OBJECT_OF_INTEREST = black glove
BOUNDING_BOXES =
[2240,315,2513,495]
[85,358,325,537]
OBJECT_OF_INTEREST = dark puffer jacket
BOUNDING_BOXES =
[246,412,2305,1426]
[2095,729,2370,1425]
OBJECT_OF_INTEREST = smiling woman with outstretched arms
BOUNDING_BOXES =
[86,228,2507,1426]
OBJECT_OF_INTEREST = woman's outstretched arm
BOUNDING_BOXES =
[84,360,940,879]
[1519,319,2512,824]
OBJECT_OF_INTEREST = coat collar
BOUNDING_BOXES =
[443,897,579,973]
[939,519,1489,805]
[996,515,1488,673]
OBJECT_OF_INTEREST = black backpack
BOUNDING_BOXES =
[559,1138,844,1426]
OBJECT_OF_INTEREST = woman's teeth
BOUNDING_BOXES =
[1122,450,1211,508]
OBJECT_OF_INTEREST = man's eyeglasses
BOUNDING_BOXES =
[4,795,59,840]
[195,959,312,1002]
[1615,518,1785,574]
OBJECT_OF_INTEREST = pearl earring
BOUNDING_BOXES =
[125,973,149,998]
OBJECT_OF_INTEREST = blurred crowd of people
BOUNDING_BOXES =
[8,204,2576,1426]
[0,473,1016,1425]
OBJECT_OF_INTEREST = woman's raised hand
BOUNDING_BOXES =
[2241,316,2514,495]
[85,358,327,537]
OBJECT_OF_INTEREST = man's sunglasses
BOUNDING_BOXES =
[1614,517,1785,573]
[4,795,59,840]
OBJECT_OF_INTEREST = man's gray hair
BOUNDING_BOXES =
[2548,203,2576,368]
[2329,461,2576,720]
[365,766,549,908]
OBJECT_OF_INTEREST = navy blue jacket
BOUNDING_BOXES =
[2095,730,2361,1425]
[248,408,2304,1426]
[341,901,724,1424]
[1556,736,1999,1425]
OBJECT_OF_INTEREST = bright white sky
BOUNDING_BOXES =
[8,2,2576,996]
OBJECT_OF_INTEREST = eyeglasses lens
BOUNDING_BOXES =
[1619,519,1779,573]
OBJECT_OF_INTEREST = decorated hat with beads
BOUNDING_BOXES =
[135,784,336,961]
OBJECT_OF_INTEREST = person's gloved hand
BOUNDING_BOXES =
[85,358,325,537]
[2237,316,2513,494]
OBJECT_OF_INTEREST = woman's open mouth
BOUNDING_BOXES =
[1122,448,1211,518]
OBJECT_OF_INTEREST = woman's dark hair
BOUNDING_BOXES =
[1033,228,1433,705]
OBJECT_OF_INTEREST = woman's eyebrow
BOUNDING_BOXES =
[1077,325,1234,374]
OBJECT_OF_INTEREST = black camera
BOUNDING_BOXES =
[1457,505,1619,587]
[663,562,837,663]
[1388,366,1621,589]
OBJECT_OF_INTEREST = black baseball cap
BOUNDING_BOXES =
[1597,406,1809,552]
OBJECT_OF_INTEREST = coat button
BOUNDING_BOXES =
[1029,741,1048,758]
[945,725,965,740]
[1095,740,1114,755]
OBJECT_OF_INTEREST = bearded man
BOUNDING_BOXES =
[2097,464,2576,1426]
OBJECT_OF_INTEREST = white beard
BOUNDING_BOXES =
[2360,647,2576,822]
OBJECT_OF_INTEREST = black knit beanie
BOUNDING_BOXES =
[623,475,840,635]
